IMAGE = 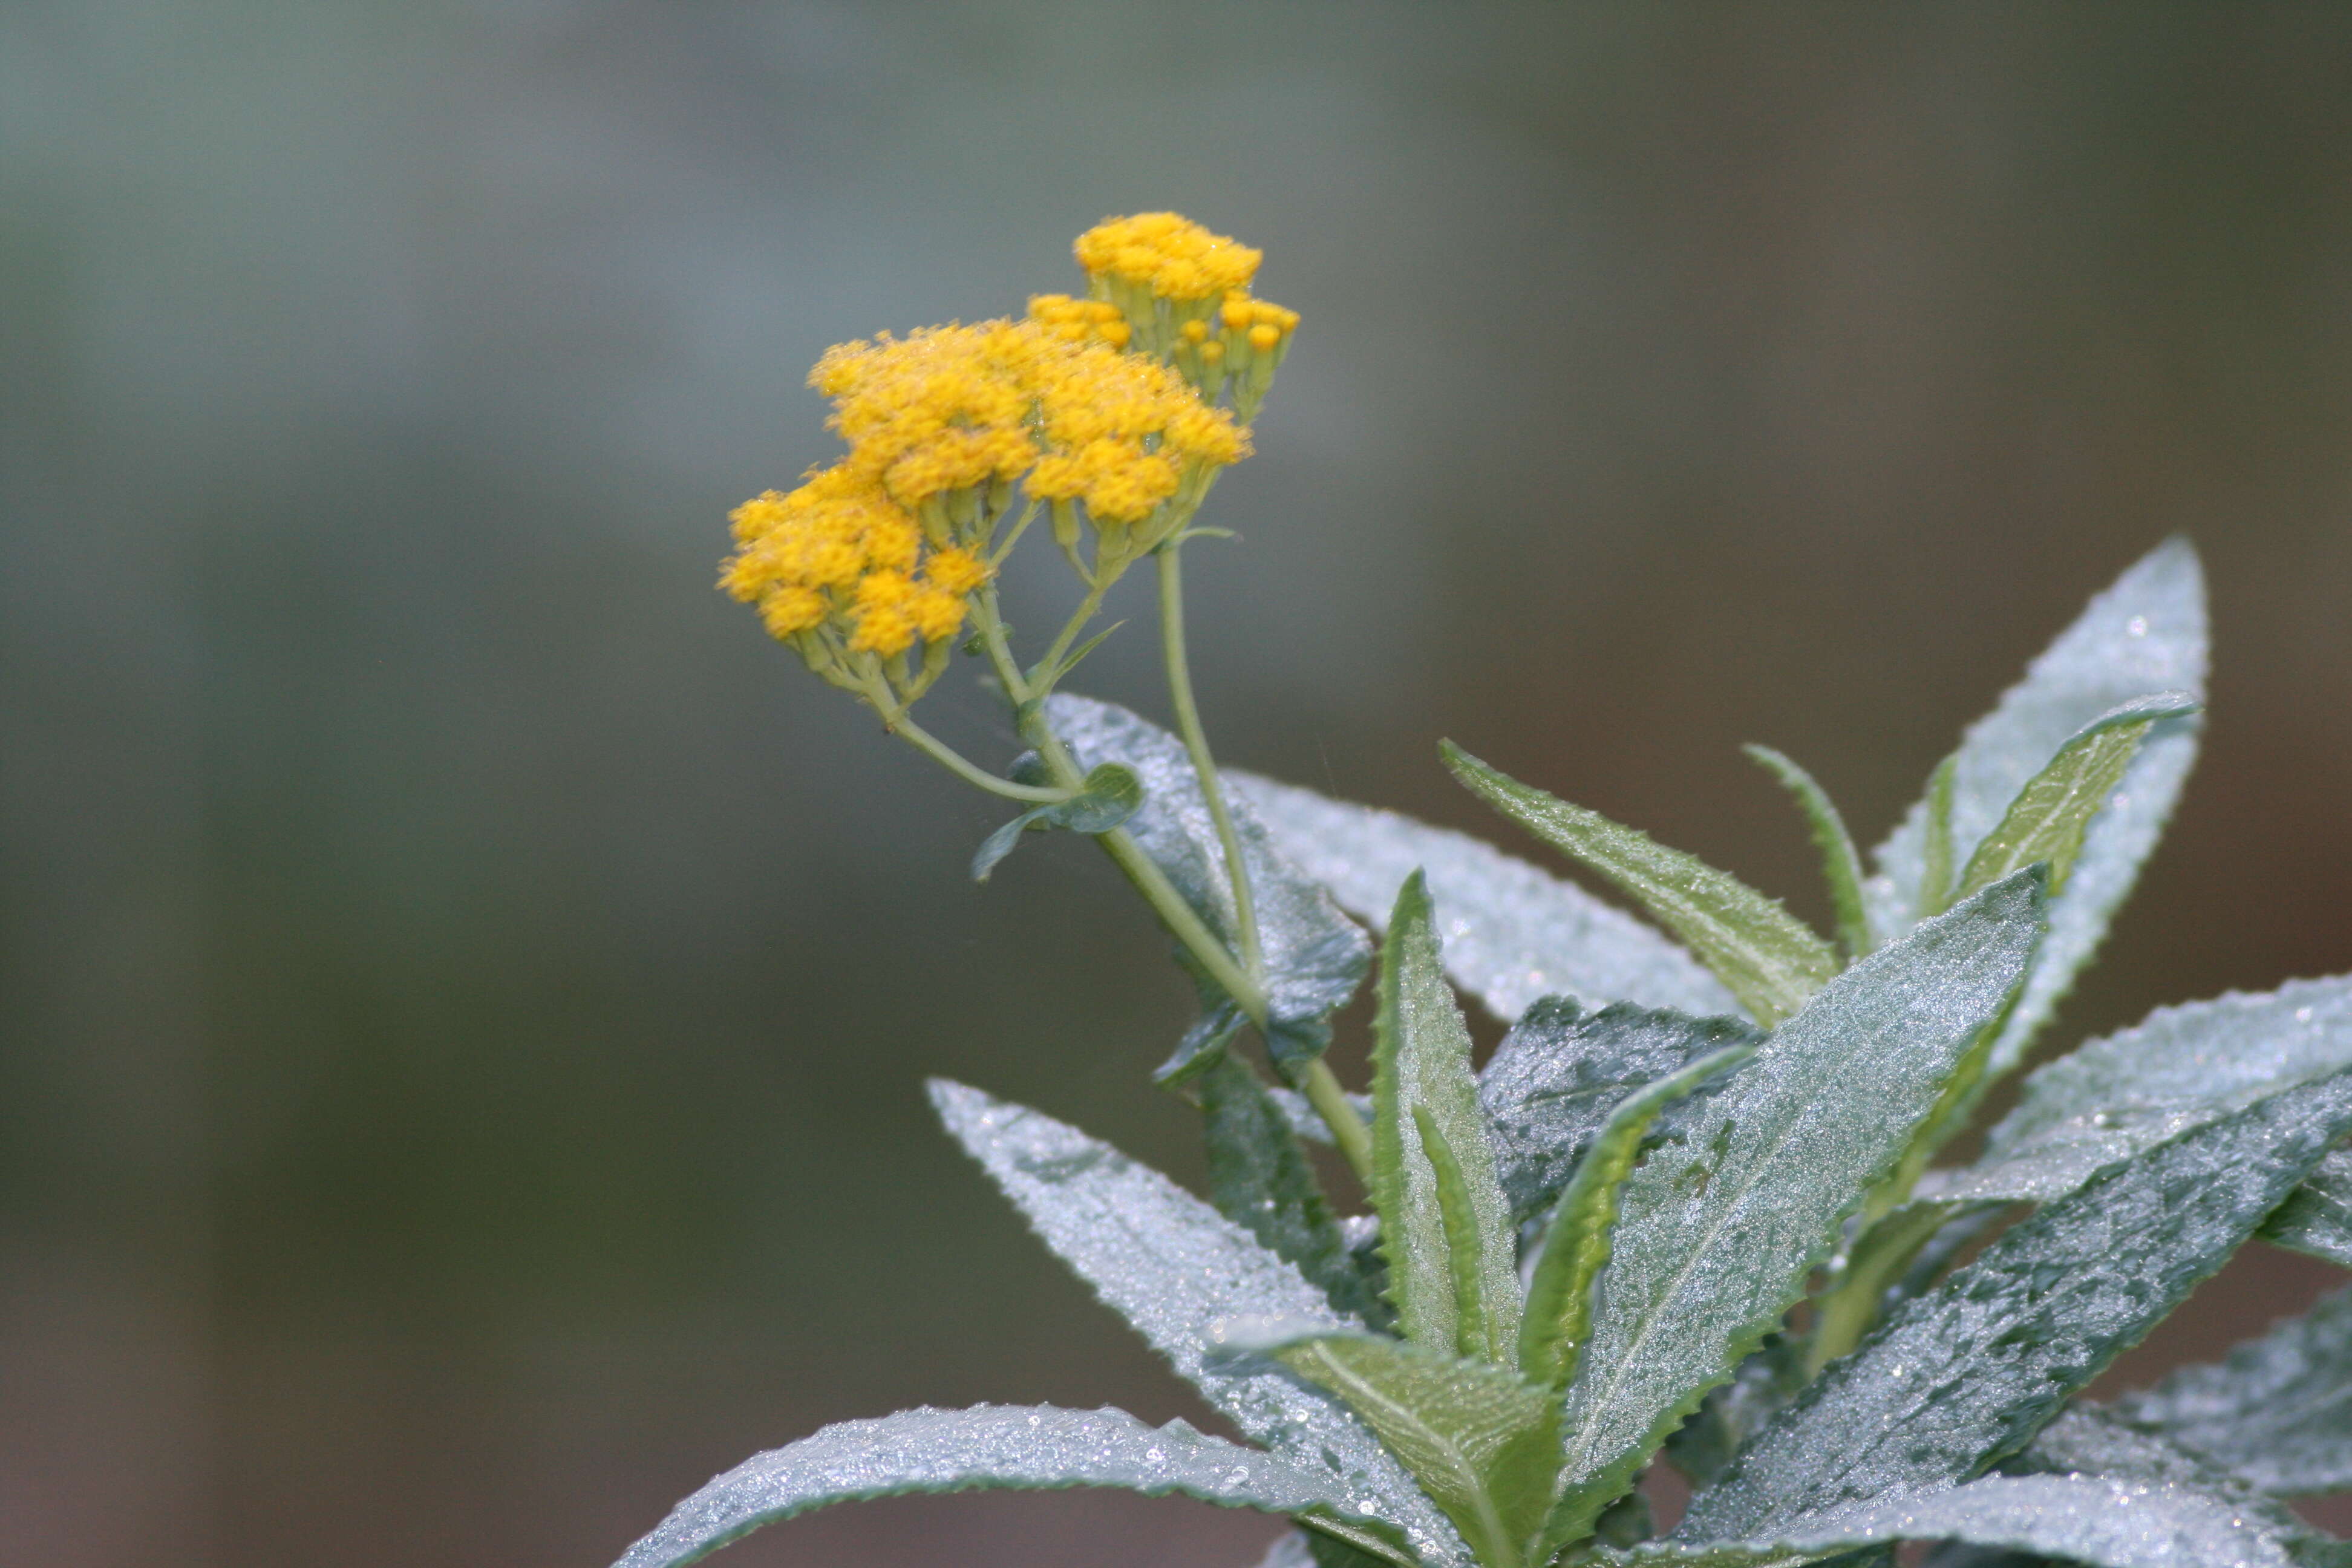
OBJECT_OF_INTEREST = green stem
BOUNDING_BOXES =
[1302,1058,1374,1186]
[1030,580,1114,691]
[1156,542,1264,987]
[888,714,1072,804]
[967,574,1370,1185]
[969,586,1272,1024]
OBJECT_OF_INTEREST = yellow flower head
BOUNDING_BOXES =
[1074,213,1262,301]
[1028,294,1133,349]
[724,212,1281,706]
[720,466,983,662]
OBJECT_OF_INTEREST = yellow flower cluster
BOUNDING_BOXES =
[1073,212,1263,301]
[1028,294,1132,350]
[722,212,1283,714]
[722,467,991,658]
[1068,214,1299,416]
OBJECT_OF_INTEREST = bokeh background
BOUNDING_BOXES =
[7,4,2352,1564]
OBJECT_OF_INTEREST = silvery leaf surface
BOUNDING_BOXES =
[1971,1405,2331,1568]
[1442,743,1841,1027]
[2261,1145,2352,1267]
[1618,1475,2290,1568]
[1935,975,2352,1204]
[1218,1320,1561,1568]
[1045,696,1373,1078]
[2110,1281,2352,1497]
[1370,872,1521,1365]
[1201,1053,1385,1325]
[1550,872,2047,1540]
[1682,1066,2352,1537]
[929,1080,1468,1567]
[1863,537,2207,1075]
[612,1404,1376,1568]
[1520,1043,1759,1394]
[1229,771,1737,1024]
[1478,997,1764,1224]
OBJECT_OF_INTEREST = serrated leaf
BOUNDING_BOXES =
[1864,537,2208,1074]
[1550,871,2047,1544]
[1479,998,1765,1224]
[1659,1336,1810,1491]
[928,1080,1469,1567]
[1682,1064,2352,1537]
[1520,1043,1756,1392]
[1932,974,2352,1204]
[1442,742,1841,1028]
[1201,1053,1386,1325]
[1216,1321,1560,1568]
[1986,1405,2329,1567]
[1953,694,2198,903]
[1626,1475,2292,1568]
[612,1404,1378,1568]
[1045,696,1373,1079]
[1744,746,1872,959]
[2111,1281,2352,1497]
[1230,772,1739,1024]
[2262,1145,2352,1266]
[971,762,1145,880]
[1371,873,1521,1365]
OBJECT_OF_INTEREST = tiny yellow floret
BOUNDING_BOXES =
[1074,213,1262,301]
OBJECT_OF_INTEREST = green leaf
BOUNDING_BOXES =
[1200,1052,1386,1325]
[2112,1281,2352,1497]
[1519,1043,1756,1392]
[1991,1405,2329,1566]
[1045,696,1374,1080]
[1217,1321,1560,1568]
[2262,1145,2352,1267]
[1479,998,1763,1224]
[1371,872,1521,1365]
[1953,693,2199,903]
[1864,537,2208,1075]
[1743,745,1872,959]
[928,1080,1469,1567]
[1932,973,2352,1205]
[1442,742,1841,1028]
[1627,1475,2295,1568]
[970,762,1144,880]
[1681,1064,2352,1537]
[1659,1336,1809,1491]
[611,1404,1380,1568]
[1549,871,2047,1546]
[1231,771,1739,1023]
[1916,752,1960,920]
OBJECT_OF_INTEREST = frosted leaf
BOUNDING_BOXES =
[1633,1475,2290,1568]
[611,1404,1376,1568]
[1551,872,2046,1538]
[1687,1067,2352,1535]
[1864,537,2206,1076]
[1230,772,1737,1024]
[2112,1281,2352,1497]
[930,1080,1469,1567]
[1933,974,2352,1204]
[1045,696,1371,1079]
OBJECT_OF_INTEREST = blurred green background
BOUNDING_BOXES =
[6,4,2352,1564]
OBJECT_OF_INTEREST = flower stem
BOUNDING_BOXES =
[1155,542,1264,988]
[968,585,1272,1023]
[888,714,1072,804]
[1302,1057,1374,1185]
[1157,541,1370,1178]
